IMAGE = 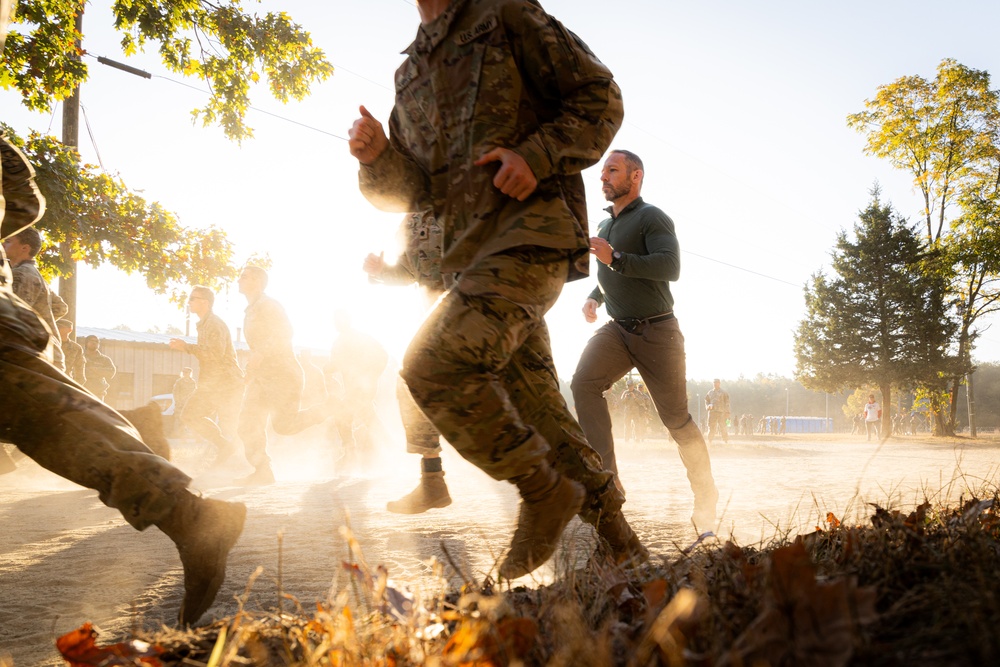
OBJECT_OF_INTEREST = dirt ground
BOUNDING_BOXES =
[2,428,999,666]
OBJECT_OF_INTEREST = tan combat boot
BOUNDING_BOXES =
[387,471,452,514]
[594,509,649,567]
[499,462,585,580]
[157,492,247,625]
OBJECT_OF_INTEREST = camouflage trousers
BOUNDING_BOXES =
[329,380,387,455]
[0,291,190,530]
[396,375,441,456]
[238,360,327,469]
[401,249,622,523]
[707,411,729,443]
[181,379,243,449]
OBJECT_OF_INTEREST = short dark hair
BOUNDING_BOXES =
[610,149,644,175]
[242,265,269,289]
[190,285,215,306]
[13,227,42,257]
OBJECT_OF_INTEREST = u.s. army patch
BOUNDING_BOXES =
[456,16,498,45]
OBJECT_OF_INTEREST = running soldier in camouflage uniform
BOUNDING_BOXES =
[364,211,452,513]
[57,318,85,382]
[0,130,245,625]
[325,310,389,471]
[349,0,645,578]
[170,286,245,465]
[236,266,330,484]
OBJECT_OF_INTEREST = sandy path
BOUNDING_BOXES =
[2,431,998,666]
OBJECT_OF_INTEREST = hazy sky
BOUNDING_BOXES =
[4,0,1000,380]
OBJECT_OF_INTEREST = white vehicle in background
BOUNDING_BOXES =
[150,393,177,436]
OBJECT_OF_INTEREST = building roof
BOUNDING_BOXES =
[76,326,250,350]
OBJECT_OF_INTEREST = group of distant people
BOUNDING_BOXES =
[851,393,928,439]
[3,0,729,627]
[163,270,390,485]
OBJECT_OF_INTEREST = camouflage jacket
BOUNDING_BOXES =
[243,293,296,369]
[359,0,623,282]
[83,347,116,396]
[705,388,731,415]
[184,311,244,387]
[10,259,64,368]
[372,211,446,293]
[62,338,86,382]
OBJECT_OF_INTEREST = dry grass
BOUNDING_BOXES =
[65,482,996,667]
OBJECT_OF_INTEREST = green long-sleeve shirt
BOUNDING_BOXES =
[588,197,680,320]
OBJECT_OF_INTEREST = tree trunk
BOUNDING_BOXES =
[879,383,892,442]
[929,392,953,436]
[966,372,977,437]
[947,376,961,434]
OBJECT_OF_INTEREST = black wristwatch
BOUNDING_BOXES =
[610,249,623,269]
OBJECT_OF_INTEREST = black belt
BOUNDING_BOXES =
[614,312,674,333]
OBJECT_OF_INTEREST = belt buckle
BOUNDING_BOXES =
[619,317,642,333]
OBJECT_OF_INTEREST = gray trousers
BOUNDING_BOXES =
[572,317,717,500]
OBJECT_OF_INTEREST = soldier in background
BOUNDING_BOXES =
[349,0,644,577]
[236,266,331,484]
[325,310,388,471]
[705,378,730,445]
[1,129,245,625]
[363,211,453,513]
[2,226,64,369]
[170,286,245,466]
[57,319,85,382]
[83,334,116,402]
[620,379,649,443]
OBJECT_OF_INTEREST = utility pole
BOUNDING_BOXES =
[58,6,83,330]
[966,372,977,438]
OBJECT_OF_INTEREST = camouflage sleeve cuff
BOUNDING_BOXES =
[515,137,554,182]
[358,147,427,213]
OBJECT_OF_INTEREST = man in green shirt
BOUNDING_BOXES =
[572,149,719,532]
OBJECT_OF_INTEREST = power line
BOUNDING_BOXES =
[46,102,59,134]
[684,249,802,288]
[151,73,350,142]
[79,103,106,172]
[84,52,808,288]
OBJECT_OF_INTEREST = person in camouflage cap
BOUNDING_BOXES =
[1,130,246,625]
[349,0,646,578]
